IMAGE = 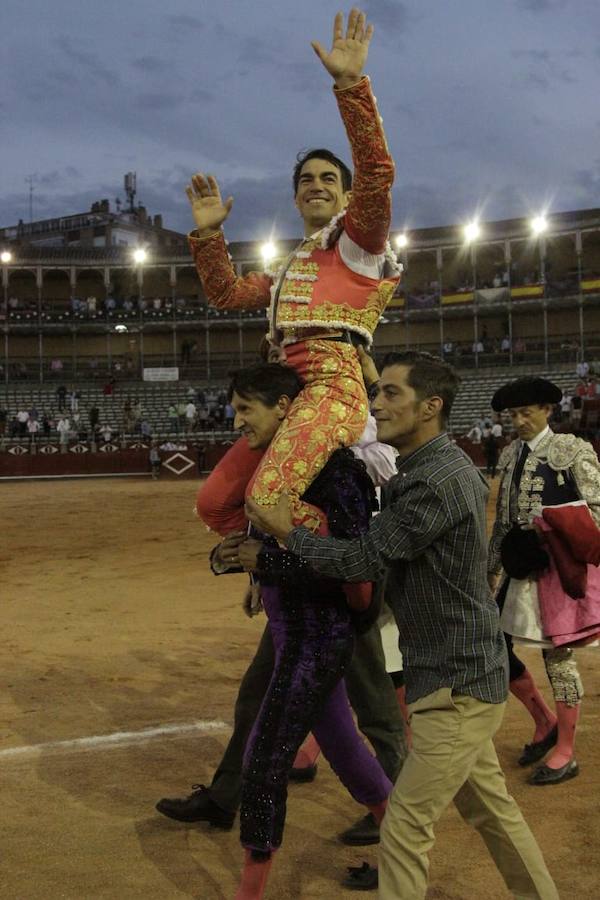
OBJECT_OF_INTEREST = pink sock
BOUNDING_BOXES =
[235,850,274,900]
[293,733,321,769]
[367,798,388,825]
[545,701,580,769]
[510,670,557,743]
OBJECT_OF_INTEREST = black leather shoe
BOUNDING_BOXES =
[528,758,579,786]
[342,862,378,891]
[518,724,558,766]
[289,763,318,783]
[155,784,235,828]
[338,813,380,846]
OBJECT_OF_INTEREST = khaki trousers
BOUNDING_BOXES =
[378,688,559,900]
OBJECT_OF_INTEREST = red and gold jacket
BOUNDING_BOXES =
[189,76,402,349]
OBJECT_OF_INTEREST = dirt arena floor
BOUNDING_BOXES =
[2,477,599,899]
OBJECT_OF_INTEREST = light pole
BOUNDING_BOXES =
[1,250,12,385]
[132,248,147,376]
[531,215,548,365]
[464,221,480,369]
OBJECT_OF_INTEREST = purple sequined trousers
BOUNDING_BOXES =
[239,582,392,854]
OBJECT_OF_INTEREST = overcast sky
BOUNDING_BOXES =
[2,0,600,241]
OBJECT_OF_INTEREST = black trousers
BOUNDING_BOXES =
[208,620,407,813]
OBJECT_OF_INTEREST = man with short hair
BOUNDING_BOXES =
[488,376,600,785]
[247,351,558,899]
[160,362,395,899]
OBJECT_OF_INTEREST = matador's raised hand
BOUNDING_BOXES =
[311,8,374,90]
[185,173,233,237]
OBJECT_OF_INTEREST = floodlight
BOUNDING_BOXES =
[394,233,409,249]
[1,250,12,264]
[531,215,548,236]
[115,324,128,333]
[132,248,147,264]
[464,221,480,243]
[260,241,278,264]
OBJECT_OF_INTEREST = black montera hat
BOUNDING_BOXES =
[491,377,562,412]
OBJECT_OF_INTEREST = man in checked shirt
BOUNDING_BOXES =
[245,350,558,899]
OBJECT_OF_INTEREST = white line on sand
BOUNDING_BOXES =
[0,720,231,760]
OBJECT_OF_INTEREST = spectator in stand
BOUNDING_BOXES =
[586,378,597,398]
[139,297,148,313]
[132,398,143,423]
[514,337,526,354]
[87,296,97,315]
[56,384,67,410]
[123,396,133,424]
[477,412,492,433]
[149,441,161,479]
[16,408,29,437]
[41,411,52,439]
[571,392,583,427]
[177,400,187,430]
[69,390,80,413]
[501,335,511,352]
[27,417,41,444]
[167,404,179,433]
[105,296,116,314]
[180,339,197,364]
[212,402,224,430]
[197,404,209,430]
[466,422,482,444]
[51,358,64,373]
[472,339,484,354]
[559,392,573,423]
[57,415,71,445]
[491,417,503,440]
[153,297,162,311]
[141,419,152,439]
[100,423,113,443]
[442,340,453,356]
[483,426,500,478]
[72,411,87,439]
[123,298,134,314]
[89,404,100,433]
[8,296,19,311]
[185,400,197,432]
[103,378,116,396]
[576,360,589,379]
[224,401,235,430]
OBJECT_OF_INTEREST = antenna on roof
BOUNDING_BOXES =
[124,172,137,213]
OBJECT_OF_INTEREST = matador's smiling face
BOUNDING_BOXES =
[294,157,351,234]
